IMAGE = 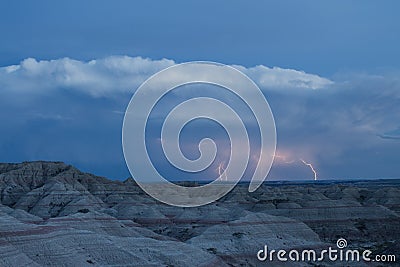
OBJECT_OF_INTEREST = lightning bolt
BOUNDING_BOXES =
[217,162,228,182]
[273,151,319,181]
[300,159,318,181]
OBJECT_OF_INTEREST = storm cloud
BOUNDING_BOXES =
[0,56,399,180]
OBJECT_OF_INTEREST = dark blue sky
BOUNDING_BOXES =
[1,1,399,74]
[0,1,399,180]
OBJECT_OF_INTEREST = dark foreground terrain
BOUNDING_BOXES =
[0,161,399,266]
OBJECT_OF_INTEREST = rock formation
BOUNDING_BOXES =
[0,161,399,266]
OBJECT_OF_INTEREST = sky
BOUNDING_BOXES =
[0,1,399,181]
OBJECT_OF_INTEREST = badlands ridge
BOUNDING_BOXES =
[0,161,399,266]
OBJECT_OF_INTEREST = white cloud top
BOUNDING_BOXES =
[1,56,174,96]
[0,56,333,97]
[234,65,333,90]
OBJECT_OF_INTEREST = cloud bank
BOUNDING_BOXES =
[0,56,333,97]
[235,65,333,90]
[0,56,174,96]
